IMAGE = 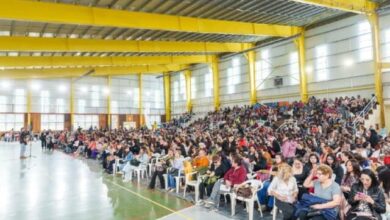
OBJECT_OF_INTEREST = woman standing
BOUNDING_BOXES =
[268,164,298,220]
[346,169,386,220]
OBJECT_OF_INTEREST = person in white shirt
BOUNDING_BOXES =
[268,163,298,220]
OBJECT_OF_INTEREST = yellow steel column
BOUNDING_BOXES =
[296,31,309,103]
[26,86,32,129]
[138,73,143,127]
[163,73,171,122]
[247,45,257,105]
[70,80,74,131]
[184,69,192,112]
[368,12,385,128]
[107,76,111,130]
[211,55,220,111]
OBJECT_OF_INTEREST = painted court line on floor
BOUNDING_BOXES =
[106,179,193,220]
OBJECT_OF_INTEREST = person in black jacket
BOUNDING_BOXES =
[40,131,47,150]
[248,146,267,172]
[198,154,230,202]
[19,127,29,159]
[346,169,386,220]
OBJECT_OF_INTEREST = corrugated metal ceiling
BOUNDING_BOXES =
[0,0,385,58]
[0,0,347,43]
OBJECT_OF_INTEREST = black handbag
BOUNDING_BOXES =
[130,159,141,166]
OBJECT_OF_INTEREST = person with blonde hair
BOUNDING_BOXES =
[268,163,298,220]
[300,164,342,220]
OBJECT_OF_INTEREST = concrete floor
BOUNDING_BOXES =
[0,141,280,220]
[0,142,191,220]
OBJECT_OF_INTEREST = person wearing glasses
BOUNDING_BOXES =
[300,164,342,220]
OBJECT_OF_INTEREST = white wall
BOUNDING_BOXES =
[177,12,390,113]
[255,40,301,103]
[219,54,250,107]
[171,71,186,116]
[74,76,108,114]
[0,79,28,113]
[380,12,390,102]
[190,64,214,114]
[110,75,139,114]
[31,79,71,113]
[305,15,376,99]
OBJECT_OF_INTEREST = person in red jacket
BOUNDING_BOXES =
[204,155,247,208]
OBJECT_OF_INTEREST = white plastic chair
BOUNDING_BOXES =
[163,168,184,193]
[148,156,161,177]
[133,158,150,183]
[113,158,119,175]
[183,171,200,203]
[272,198,278,220]
[133,165,148,183]
[231,179,264,220]
[217,183,234,209]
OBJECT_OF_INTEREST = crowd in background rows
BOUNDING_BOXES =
[2,95,390,219]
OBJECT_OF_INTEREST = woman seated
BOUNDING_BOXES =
[248,146,267,172]
[166,150,185,191]
[299,164,342,220]
[123,147,149,182]
[324,153,344,185]
[378,167,390,219]
[341,159,361,199]
[192,148,210,174]
[346,169,386,220]
[292,157,309,199]
[148,149,174,190]
[268,163,298,220]
[198,154,230,202]
[204,155,247,208]
[257,153,286,210]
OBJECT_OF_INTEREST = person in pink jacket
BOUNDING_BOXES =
[282,134,297,163]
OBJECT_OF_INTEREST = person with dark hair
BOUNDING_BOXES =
[19,127,29,159]
[40,130,47,150]
[257,153,286,210]
[346,169,386,220]
[340,151,355,174]
[198,154,229,202]
[341,159,361,199]
[148,149,174,190]
[292,157,309,199]
[377,167,390,219]
[247,146,266,172]
[325,154,344,185]
[204,155,247,208]
[304,153,320,174]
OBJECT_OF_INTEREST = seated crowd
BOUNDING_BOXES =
[41,95,390,219]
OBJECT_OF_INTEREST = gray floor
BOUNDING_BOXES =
[1,141,282,220]
[158,205,280,220]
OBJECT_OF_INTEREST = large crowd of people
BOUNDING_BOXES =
[10,95,390,219]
